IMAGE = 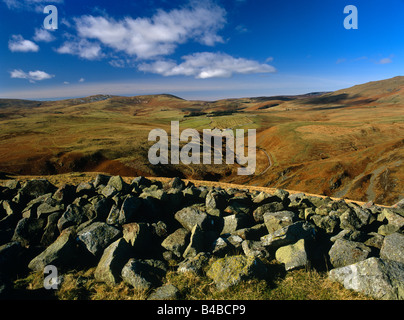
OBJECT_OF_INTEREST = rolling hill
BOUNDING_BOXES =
[0,76,403,205]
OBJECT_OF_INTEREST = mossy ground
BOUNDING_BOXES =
[12,258,371,300]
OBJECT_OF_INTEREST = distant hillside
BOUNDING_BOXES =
[0,77,402,205]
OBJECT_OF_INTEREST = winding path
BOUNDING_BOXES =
[256,146,272,176]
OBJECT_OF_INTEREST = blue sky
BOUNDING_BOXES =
[1,0,404,100]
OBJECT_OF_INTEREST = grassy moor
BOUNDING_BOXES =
[0,76,403,206]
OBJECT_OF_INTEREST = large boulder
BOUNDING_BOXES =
[174,206,210,231]
[328,239,371,268]
[178,252,210,275]
[12,217,46,247]
[221,213,249,235]
[206,255,267,291]
[263,211,296,234]
[148,284,179,300]
[339,207,370,231]
[107,175,128,193]
[380,232,404,264]
[121,258,167,290]
[40,212,62,246]
[77,222,122,257]
[20,179,56,200]
[329,257,404,300]
[94,238,132,285]
[253,202,285,223]
[28,228,78,271]
[260,221,315,249]
[275,239,308,271]
[241,240,269,259]
[205,190,227,216]
[311,214,340,234]
[378,209,404,236]
[118,196,142,225]
[161,228,190,258]
[57,204,89,232]
[92,198,114,222]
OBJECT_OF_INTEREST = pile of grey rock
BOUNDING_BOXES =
[0,175,403,299]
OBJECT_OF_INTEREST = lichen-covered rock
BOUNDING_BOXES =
[161,228,190,258]
[310,214,339,234]
[275,239,308,271]
[205,190,227,216]
[263,211,296,234]
[329,257,404,300]
[94,238,132,285]
[57,204,89,232]
[148,284,179,300]
[178,252,210,275]
[174,206,210,231]
[253,202,285,223]
[339,207,370,231]
[328,239,371,268]
[221,213,249,235]
[121,258,167,290]
[380,232,404,264]
[77,222,122,256]
[378,209,404,235]
[241,240,269,259]
[107,175,127,193]
[206,255,267,290]
[260,221,315,249]
[183,224,204,258]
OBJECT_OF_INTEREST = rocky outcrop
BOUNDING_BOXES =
[0,175,403,299]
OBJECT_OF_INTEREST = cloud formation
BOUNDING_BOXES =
[8,35,39,52]
[10,69,54,82]
[378,57,393,64]
[138,52,276,79]
[3,0,63,11]
[66,2,226,60]
[33,28,56,42]
[51,1,275,79]
[56,38,103,60]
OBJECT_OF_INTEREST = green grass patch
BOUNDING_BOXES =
[12,260,371,300]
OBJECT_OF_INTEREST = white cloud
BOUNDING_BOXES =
[56,38,103,60]
[235,25,248,33]
[3,0,63,11]
[79,78,85,82]
[8,35,39,52]
[138,52,276,79]
[65,2,226,60]
[378,57,392,64]
[33,28,56,42]
[10,69,54,83]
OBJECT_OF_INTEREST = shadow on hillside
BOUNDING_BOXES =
[298,93,377,107]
